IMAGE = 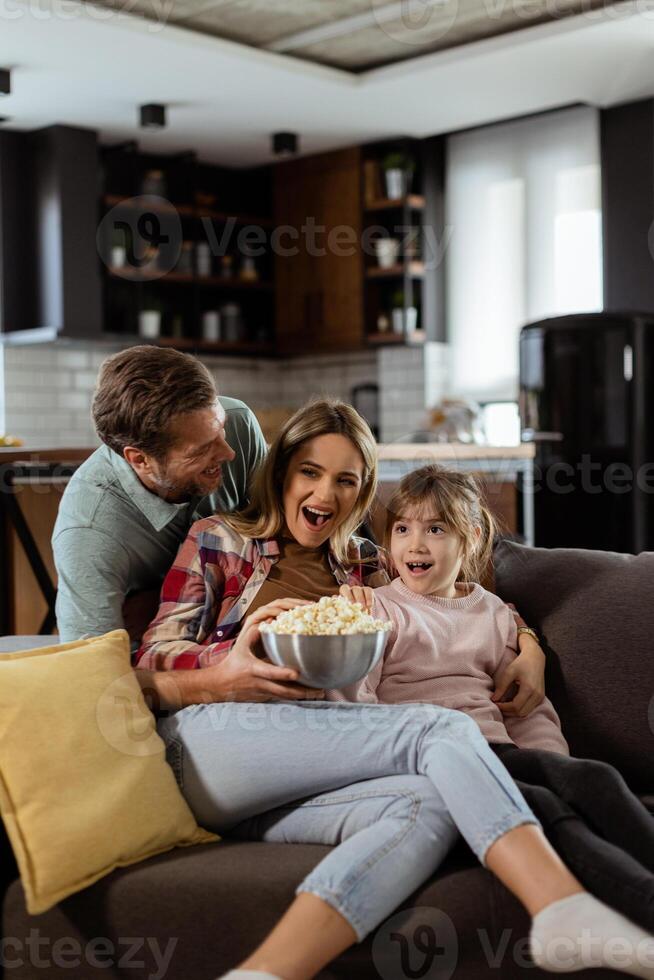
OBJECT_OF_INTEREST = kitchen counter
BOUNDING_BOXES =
[375,442,535,546]
[377,443,534,461]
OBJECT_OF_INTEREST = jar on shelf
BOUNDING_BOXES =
[196,242,212,278]
[221,303,244,342]
[176,242,194,276]
[202,310,221,342]
[141,169,166,197]
[239,256,258,281]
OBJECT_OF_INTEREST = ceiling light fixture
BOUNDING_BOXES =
[140,104,166,129]
[0,70,11,96]
[272,131,298,156]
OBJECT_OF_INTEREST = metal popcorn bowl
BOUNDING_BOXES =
[261,631,389,690]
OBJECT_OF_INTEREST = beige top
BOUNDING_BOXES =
[246,537,340,616]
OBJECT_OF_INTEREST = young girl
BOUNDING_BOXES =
[338,463,654,948]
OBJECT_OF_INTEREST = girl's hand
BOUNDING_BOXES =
[492,637,546,717]
[339,584,376,613]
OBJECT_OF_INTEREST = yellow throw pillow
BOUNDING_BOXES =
[0,630,218,914]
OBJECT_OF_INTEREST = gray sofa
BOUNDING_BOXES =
[2,540,653,979]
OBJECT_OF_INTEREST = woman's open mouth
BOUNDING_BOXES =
[301,505,334,533]
[406,561,433,576]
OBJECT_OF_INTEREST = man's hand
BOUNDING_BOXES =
[492,637,546,718]
[339,583,375,613]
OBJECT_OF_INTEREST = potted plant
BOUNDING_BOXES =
[381,151,415,200]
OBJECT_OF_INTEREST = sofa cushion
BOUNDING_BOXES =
[0,630,217,915]
[494,540,654,792]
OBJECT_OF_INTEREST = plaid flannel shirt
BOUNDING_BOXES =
[135,515,390,670]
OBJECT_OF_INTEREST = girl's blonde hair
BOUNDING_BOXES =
[383,464,496,584]
[225,398,378,565]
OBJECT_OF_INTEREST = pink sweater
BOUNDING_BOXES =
[332,578,569,755]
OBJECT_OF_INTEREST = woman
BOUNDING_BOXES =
[136,400,635,980]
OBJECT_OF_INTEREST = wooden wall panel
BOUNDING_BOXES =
[274,146,364,352]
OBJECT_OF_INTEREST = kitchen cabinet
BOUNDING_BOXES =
[0,449,92,635]
[274,147,364,353]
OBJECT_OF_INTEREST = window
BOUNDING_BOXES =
[445,106,602,401]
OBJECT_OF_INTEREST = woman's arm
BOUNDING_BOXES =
[135,523,321,707]
[136,600,321,710]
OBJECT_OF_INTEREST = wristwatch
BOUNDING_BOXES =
[517,626,540,644]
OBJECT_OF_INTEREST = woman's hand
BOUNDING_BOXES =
[185,598,323,705]
[339,583,376,613]
[492,636,546,718]
[222,598,323,702]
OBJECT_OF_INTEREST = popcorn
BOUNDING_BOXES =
[260,595,391,636]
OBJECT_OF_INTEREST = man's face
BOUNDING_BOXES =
[148,401,236,502]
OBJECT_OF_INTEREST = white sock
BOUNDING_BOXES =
[218,972,282,980]
[530,892,654,977]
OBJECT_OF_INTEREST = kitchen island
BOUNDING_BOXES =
[376,442,536,546]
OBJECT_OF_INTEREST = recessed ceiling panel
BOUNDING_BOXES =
[85,0,622,70]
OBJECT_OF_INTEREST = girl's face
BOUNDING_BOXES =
[282,433,365,549]
[389,506,467,599]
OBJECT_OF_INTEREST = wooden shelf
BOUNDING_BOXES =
[366,262,425,280]
[103,195,273,227]
[157,336,274,356]
[364,194,425,212]
[195,276,274,291]
[107,268,273,290]
[367,329,426,346]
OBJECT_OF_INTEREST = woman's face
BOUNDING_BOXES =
[282,433,365,549]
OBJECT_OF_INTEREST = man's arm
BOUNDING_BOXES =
[53,526,130,642]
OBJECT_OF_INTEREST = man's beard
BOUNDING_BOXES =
[149,469,207,503]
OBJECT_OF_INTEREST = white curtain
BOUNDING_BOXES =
[445,105,602,401]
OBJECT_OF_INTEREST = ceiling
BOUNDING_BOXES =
[1,0,654,166]
[85,0,614,70]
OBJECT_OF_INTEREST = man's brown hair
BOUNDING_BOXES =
[92,345,217,459]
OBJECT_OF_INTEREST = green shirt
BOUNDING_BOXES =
[52,396,266,643]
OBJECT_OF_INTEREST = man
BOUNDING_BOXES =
[53,345,264,644]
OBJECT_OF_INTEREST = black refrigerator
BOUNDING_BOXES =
[519,312,654,553]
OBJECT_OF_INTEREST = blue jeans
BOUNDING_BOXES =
[158,700,537,941]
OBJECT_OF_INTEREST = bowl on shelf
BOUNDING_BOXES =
[261,631,389,689]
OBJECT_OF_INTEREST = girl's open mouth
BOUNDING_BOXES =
[406,562,433,576]
[302,505,333,532]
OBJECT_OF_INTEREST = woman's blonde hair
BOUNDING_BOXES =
[225,398,378,565]
[383,465,496,584]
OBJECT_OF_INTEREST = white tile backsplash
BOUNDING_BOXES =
[1,339,448,448]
